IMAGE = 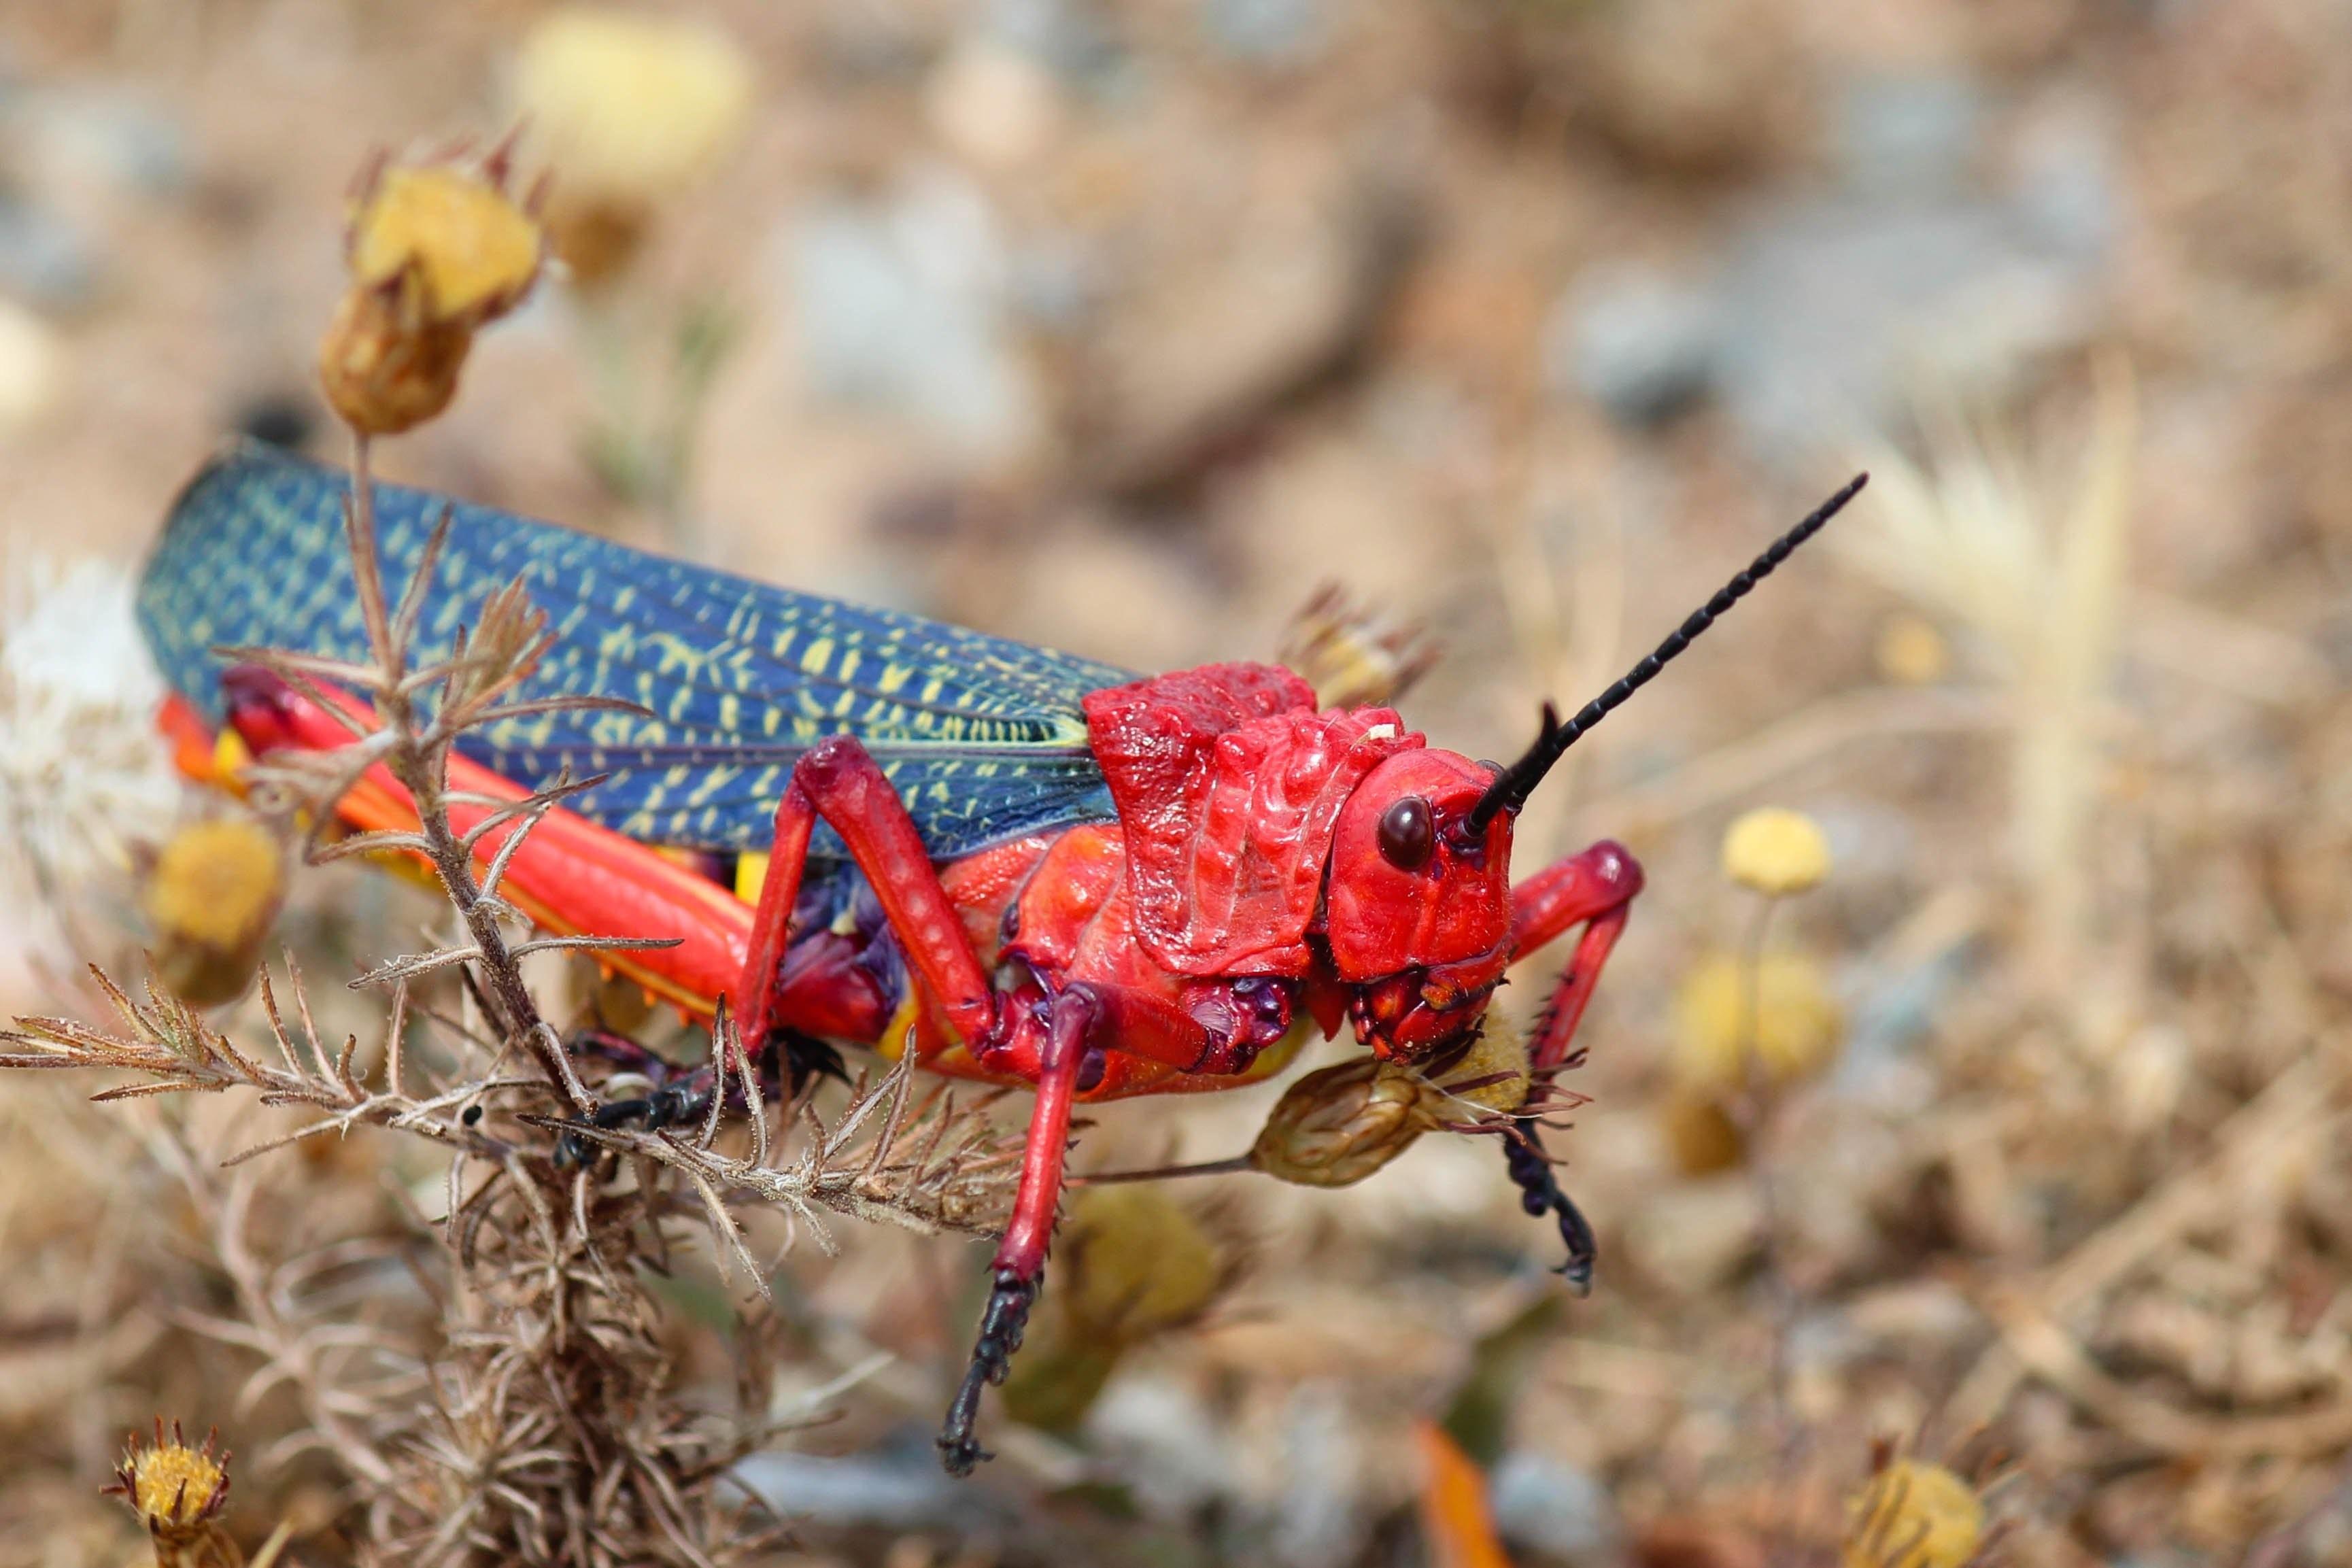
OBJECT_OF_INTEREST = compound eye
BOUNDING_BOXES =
[1376,796,1435,871]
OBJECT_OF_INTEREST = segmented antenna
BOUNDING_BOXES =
[1466,473,1869,834]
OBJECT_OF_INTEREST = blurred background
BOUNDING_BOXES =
[1,0,2347,1563]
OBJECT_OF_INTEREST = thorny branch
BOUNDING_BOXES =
[0,443,1023,1565]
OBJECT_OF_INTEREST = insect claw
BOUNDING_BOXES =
[937,1268,1040,1477]
[1502,1126,1598,1293]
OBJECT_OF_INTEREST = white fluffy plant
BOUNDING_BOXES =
[0,553,185,989]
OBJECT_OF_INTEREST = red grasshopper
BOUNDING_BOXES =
[137,443,1864,1473]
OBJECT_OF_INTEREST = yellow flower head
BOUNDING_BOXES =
[320,150,544,435]
[1722,806,1832,896]
[351,165,545,326]
[1279,586,1437,711]
[108,1420,231,1545]
[1671,950,1843,1093]
[1843,1459,1985,1568]
[516,10,753,203]
[143,817,284,1006]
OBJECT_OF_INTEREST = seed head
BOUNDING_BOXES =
[1250,1057,1434,1187]
[320,153,544,434]
[1671,951,1843,1093]
[107,1419,231,1546]
[143,817,284,1006]
[1843,1459,1985,1568]
[1721,806,1833,897]
[1279,585,1438,710]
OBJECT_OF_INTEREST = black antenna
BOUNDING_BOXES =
[1467,473,1869,834]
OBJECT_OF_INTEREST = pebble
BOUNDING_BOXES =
[925,37,1065,169]
[0,196,97,312]
[1621,1178,1760,1297]
[20,87,188,200]
[1705,70,2117,466]
[1546,264,1721,426]
[1085,1375,1236,1516]
[1488,1450,1622,1561]
[783,170,1040,459]
[731,1436,1006,1531]
[1837,73,1982,200]
[1201,0,1325,69]
[1270,1384,1364,1568]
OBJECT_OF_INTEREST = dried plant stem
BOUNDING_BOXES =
[343,430,585,1108]
[1732,895,1799,1466]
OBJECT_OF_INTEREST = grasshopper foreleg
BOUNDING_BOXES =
[1503,840,1643,1289]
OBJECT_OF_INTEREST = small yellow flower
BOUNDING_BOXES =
[350,165,543,324]
[319,152,544,436]
[143,817,284,1006]
[1875,613,1950,686]
[1843,1459,1985,1568]
[1722,806,1832,896]
[1250,1057,1434,1187]
[1671,951,1843,1093]
[515,8,753,286]
[107,1419,231,1546]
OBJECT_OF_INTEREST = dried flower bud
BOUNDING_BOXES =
[515,8,753,287]
[1721,806,1832,896]
[319,157,544,435]
[107,1419,231,1546]
[143,818,284,1006]
[1671,951,1843,1093]
[1250,1057,1435,1187]
[1280,585,1439,710]
[1843,1459,1985,1568]
[350,166,543,325]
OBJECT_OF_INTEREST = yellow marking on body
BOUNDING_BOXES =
[213,728,252,779]
[878,998,921,1060]
[879,662,912,694]
[800,637,834,675]
[734,851,769,904]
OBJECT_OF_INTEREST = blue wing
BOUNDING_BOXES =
[137,443,1133,859]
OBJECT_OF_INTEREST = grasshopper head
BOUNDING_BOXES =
[1323,748,1515,1062]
